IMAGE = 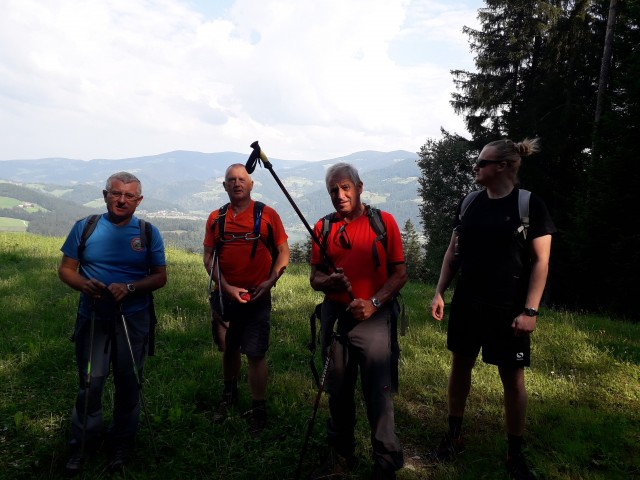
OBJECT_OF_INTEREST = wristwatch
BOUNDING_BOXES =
[523,307,538,317]
[126,283,136,294]
[371,297,382,309]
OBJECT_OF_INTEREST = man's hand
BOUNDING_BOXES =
[82,278,107,299]
[324,268,352,293]
[346,298,377,321]
[252,265,287,301]
[223,284,254,303]
[106,283,129,303]
[512,313,536,336]
[431,292,445,321]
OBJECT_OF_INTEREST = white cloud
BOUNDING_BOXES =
[0,0,481,161]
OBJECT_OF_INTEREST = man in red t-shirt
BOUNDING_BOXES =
[203,164,289,436]
[309,162,407,480]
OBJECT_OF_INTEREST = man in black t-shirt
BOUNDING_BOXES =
[430,138,556,480]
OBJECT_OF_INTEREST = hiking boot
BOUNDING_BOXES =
[308,448,356,479]
[372,463,397,480]
[64,449,83,477]
[243,405,267,437]
[428,432,465,463]
[507,452,536,480]
[64,437,102,477]
[107,440,133,473]
[212,391,238,424]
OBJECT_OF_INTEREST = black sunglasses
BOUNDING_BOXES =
[337,224,351,249]
[475,159,505,168]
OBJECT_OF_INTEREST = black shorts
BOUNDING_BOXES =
[447,290,530,367]
[209,291,271,357]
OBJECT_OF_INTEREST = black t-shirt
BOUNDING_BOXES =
[453,188,556,307]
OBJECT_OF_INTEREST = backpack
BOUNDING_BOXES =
[210,201,278,263]
[459,189,531,239]
[77,214,158,356]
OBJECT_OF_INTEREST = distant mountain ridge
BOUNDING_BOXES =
[0,149,421,244]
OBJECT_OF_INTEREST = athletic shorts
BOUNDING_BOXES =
[447,290,530,367]
[209,291,271,357]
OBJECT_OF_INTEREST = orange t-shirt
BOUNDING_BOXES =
[204,201,288,288]
[311,209,405,304]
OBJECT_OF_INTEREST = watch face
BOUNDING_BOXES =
[127,284,135,293]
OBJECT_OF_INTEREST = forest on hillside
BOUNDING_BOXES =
[416,0,638,320]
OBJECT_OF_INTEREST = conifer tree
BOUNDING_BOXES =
[401,219,423,280]
[417,130,475,282]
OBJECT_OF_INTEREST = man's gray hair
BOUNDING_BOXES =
[225,163,250,178]
[105,172,142,195]
[325,162,361,191]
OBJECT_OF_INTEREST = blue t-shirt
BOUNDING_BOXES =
[61,213,166,316]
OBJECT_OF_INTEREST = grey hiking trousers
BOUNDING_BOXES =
[321,300,404,472]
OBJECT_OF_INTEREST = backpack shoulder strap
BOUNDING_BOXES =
[317,212,339,270]
[139,219,154,269]
[320,212,338,249]
[78,214,101,261]
[253,201,265,236]
[517,189,531,239]
[365,205,387,269]
[138,218,157,355]
[459,190,482,222]
[366,205,386,241]
[251,201,267,259]
[210,203,230,240]
[139,219,147,249]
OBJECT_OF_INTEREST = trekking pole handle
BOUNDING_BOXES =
[246,142,344,275]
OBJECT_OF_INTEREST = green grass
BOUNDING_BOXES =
[0,232,638,479]
[0,217,28,232]
[0,196,47,213]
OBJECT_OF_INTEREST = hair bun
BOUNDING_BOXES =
[516,138,540,157]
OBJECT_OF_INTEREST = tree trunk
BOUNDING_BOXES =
[592,0,619,158]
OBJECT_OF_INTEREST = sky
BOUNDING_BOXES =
[0,0,483,161]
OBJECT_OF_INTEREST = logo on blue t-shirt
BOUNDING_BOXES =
[131,237,144,251]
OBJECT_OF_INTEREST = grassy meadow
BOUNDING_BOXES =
[0,217,28,232]
[0,232,638,479]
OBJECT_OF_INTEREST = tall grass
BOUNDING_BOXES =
[0,232,638,479]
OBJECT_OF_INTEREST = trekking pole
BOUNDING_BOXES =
[118,306,160,464]
[246,142,355,300]
[246,141,343,275]
[79,302,97,465]
[293,333,338,480]
[208,249,228,344]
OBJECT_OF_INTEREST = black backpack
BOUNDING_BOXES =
[77,214,158,356]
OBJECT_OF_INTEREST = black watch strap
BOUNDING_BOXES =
[523,307,538,317]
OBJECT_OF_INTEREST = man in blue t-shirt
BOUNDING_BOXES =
[58,172,167,476]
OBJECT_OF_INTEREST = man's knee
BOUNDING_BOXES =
[246,355,266,367]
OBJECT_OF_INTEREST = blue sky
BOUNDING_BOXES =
[0,0,483,161]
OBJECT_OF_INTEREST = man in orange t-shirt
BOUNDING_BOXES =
[203,163,289,436]
[309,162,407,480]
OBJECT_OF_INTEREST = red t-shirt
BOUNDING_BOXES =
[311,209,405,304]
[204,200,288,288]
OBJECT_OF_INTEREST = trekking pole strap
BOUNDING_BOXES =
[308,304,322,388]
